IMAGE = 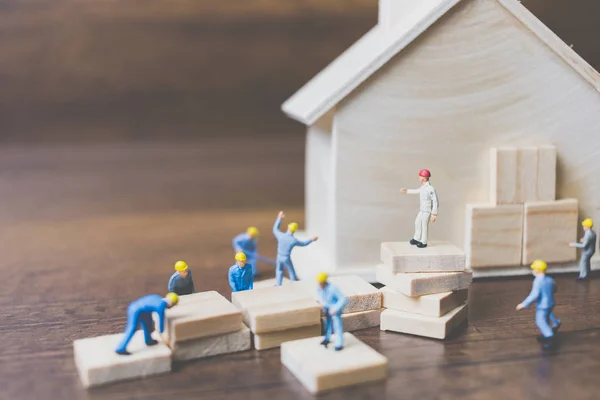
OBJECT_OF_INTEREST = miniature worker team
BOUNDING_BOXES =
[168,261,195,295]
[232,226,275,277]
[228,252,254,292]
[272,211,318,286]
[401,169,439,248]
[516,260,560,350]
[115,293,179,355]
[317,273,347,351]
[569,218,597,281]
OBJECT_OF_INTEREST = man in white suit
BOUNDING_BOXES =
[401,169,439,248]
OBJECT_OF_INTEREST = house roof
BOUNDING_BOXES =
[281,0,600,126]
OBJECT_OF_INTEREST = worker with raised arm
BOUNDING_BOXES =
[228,252,254,292]
[569,218,597,281]
[317,272,347,351]
[115,293,179,355]
[168,261,195,296]
[232,226,275,277]
[401,169,439,248]
[272,211,318,286]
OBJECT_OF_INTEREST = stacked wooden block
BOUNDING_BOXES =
[377,242,471,339]
[466,145,578,269]
[231,282,322,350]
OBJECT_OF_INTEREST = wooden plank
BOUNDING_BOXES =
[465,204,524,269]
[171,324,251,362]
[536,144,557,201]
[516,146,539,203]
[380,286,468,317]
[380,241,466,273]
[253,324,321,351]
[380,304,468,339]
[281,333,388,394]
[522,199,578,264]
[490,147,518,205]
[73,331,172,388]
[322,309,383,332]
[376,264,472,297]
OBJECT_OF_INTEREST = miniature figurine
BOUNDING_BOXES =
[228,252,254,292]
[516,260,560,350]
[401,169,439,248]
[232,226,275,277]
[273,211,318,286]
[115,292,179,355]
[569,218,597,281]
[317,272,347,351]
[168,261,195,295]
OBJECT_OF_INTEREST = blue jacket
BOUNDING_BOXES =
[273,217,313,258]
[317,283,347,315]
[573,229,597,257]
[168,270,195,295]
[232,232,257,256]
[522,275,556,310]
[128,294,168,333]
[228,264,254,292]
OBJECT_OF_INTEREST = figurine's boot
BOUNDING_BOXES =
[116,350,131,356]
[416,242,428,248]
[320,339,330,348]
[146,339,159,346]
[552,323,561,334]
[334,346,343,351]
[409,239,420,245]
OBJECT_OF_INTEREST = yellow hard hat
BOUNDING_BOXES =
[165,292,179,306]
[530,260,547,272]
[174,261,189,272]
[235,252,247,262]
[316,272,328,283]
[247,226,259,236]
[288,222,299,233]
[582,218,593,228]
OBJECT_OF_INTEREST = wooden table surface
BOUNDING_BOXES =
[1,138,600,400]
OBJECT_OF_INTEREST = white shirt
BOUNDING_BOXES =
[407,182,439,214]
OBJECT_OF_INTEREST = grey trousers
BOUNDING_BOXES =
[579,253,593,278]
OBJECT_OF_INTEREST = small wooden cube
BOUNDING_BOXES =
[536,145,557,201]
[522,199,578,264]
[165,291,243,347]
[465,204,523,268]
[171,323,251,361]
[376,264,472,297]
[517,146,539,203]
[380,286,468,317]
[380,304,468,339]
[380,242,466,273]
[73,331,171,388]
[281,333,388,394]
[322,309,383,332]
[490,147,518,204]
[253,324,321,350]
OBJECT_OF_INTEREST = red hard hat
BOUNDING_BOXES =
[418,169,431,178]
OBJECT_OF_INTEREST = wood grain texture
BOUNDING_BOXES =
[253,324,322,351]
[171,324,251,362]
[325,309,383,332]
[381,241,466,273]
[380,304,468,339]
[380,287,469,317]
[376,265,473,297]
[490,147,519,205]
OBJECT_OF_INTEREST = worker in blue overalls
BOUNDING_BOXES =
[168,261,195,296]
[228,252,254,292]
[317,272,347,351]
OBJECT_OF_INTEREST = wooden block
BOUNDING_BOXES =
[171,324,251,362]
[281,333,388,394]
[536,145,557,201]
[165,291,242,347]
[465,204,524,268]
[252,277,291,289]
[380,286,468,317]
[517,146,539,203]
[300,275,381,313]
[73,331,171,388]
[490,147,518,204]
[376,264,472,297]
[380,241,466,273]
[322,309,383,332]
[231,283,320,334]
[522,199,578,264]
[253,324,321,350]
[380,304,468,339]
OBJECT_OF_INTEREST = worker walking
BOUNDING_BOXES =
[168,261,195,296]
[272,211,318,286]
[232,226,275,277]
[115,293,179,355]
[228,252,254,292]
[317,273,347,351]
[516,260,560,350]
[401,169,439,248]
[569,218,597,280]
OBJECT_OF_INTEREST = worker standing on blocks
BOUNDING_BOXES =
[401,169,439,248]
[115,293,179,355]
[272,211,318,286]
[228,252,254,292]
[232,226,275,277]
[569,218,597,281]
[317,273,347,351]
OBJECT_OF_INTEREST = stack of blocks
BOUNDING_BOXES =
[466,145,578,269]
[377,242,471,339]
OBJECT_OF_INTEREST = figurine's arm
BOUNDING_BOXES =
[521,280,541,308]
[189,270,195,293]
[430,186,439,215]
[295,238,314,247]
[248,274,254,290]
[570,231,590,248]
[330,288,348,315]
[405,188,420,194]
[158,308,166,333]
[228,268,237,292]
[256,254,276,265]
[168,273,177,292]
[273,216,283,238]
[232,234,245,252]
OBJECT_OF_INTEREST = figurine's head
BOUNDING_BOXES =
[287,222,299,234]
[175,261,189,278]
[418,169,431,184]
[247,226,259,238]
[530,259,547,276]
[316,272,328,289]
[164,292,179,308]
[235,252,247,268]
[582,218,593,231]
